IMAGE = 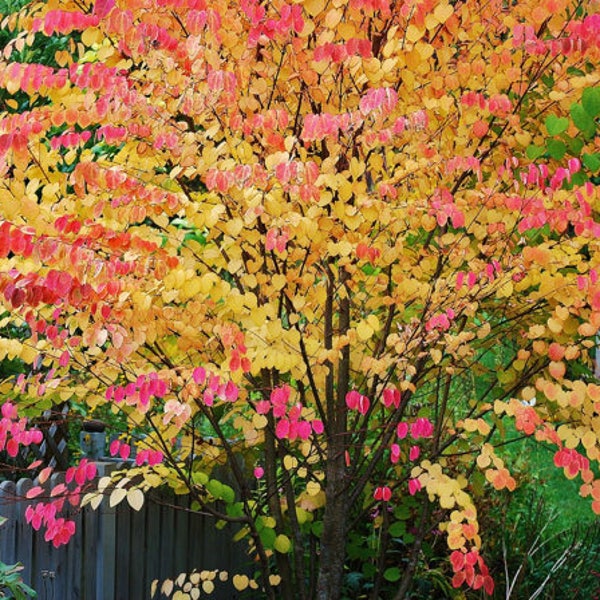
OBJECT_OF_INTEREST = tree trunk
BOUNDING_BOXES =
[315,263,351,600]
[315,443,349,600]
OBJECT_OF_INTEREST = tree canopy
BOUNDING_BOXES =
[1,0,600,597]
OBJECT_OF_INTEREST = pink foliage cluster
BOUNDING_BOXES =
[192,366,240,405]
[49,130,92,150]
[429,187,465,229]
[345,390,370,415]
[265,227,290,253]
[514,15,600,56]
[455,260,501,291]
[450,548,494,594]
[425,308,456,332]
[356,242,381,263]
[242,0,304,47]
[255,384,324,441]
[25,460,97,548]
[313,38,372,63]
[0,401,43,457]
[554,447,590,479]
[371,416,434,501]
[108,439,164,465]
[33,10,99,35]
[105,372,169,412]
[461,91,512,116]
[382,387,401,409]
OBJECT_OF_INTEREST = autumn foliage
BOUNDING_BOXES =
[1,0,600,596]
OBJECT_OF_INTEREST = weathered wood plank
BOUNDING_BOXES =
[114,498,131,600]
[0,480,17,561]
[15,479,33,583]
[128,493,146,599]
[82,496,98,599]
[145,493,161,597]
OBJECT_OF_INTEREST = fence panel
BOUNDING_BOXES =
[0,469,249,600]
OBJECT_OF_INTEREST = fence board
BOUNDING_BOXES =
[158,490,176,583]
[14,479,33,583]
[114,499,131,600]
[82,497,98,599]
[129,496,146,599]
[145,490,161,592]
[0,480,17,560]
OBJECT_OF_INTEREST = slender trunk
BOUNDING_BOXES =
[392,500,432,600]
[263,370,295,600]
[316,265,351,599]
[315,448,350,600]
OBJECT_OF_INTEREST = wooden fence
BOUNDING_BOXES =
[0,463,250,599]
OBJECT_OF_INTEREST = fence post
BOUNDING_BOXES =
[95,462,116,600]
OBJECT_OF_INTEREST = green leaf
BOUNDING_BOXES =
[582,153,600,172]
[526,145,545,160]
[582,86,600,118]
[567,136,584,155]
[545,114,569,136]
[393,503,412,520]
[546,139,566,160]
[259,527,276,549]
[191,471,209,486]
[570,103,596,138]
[388,521,406,537]
[220,484,235,504]
[570,172,587,187]
[383,567,402,582]
[206,479,224,499]
[362,562,376,578]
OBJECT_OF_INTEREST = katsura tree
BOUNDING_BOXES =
[1,0,600,597]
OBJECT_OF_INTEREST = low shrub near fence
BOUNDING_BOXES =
[0,463,249,600]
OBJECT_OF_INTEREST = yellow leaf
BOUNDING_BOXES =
[303,0,325,17]
[356,320,374,341]
[274,534,291,553]
[109,487,127,508]
[19,344,37,364]
[496,280,513,298]
[127,488,145,511]
[283,455,298,470]
[548,318,562,333]
[405,24,424,43]
[262,516,276,528]
[81,27,102,47]
[425,13,438,30]
[306,481,321,496]
[581,430,596,449]
[269,574,282,586]
[439,494,455,509]
[272,274,287,290]
[232,575,249,591]
[82,492,103,510]
[202,580,215,594]
[433,2,453,24]
[252,413,267,429]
